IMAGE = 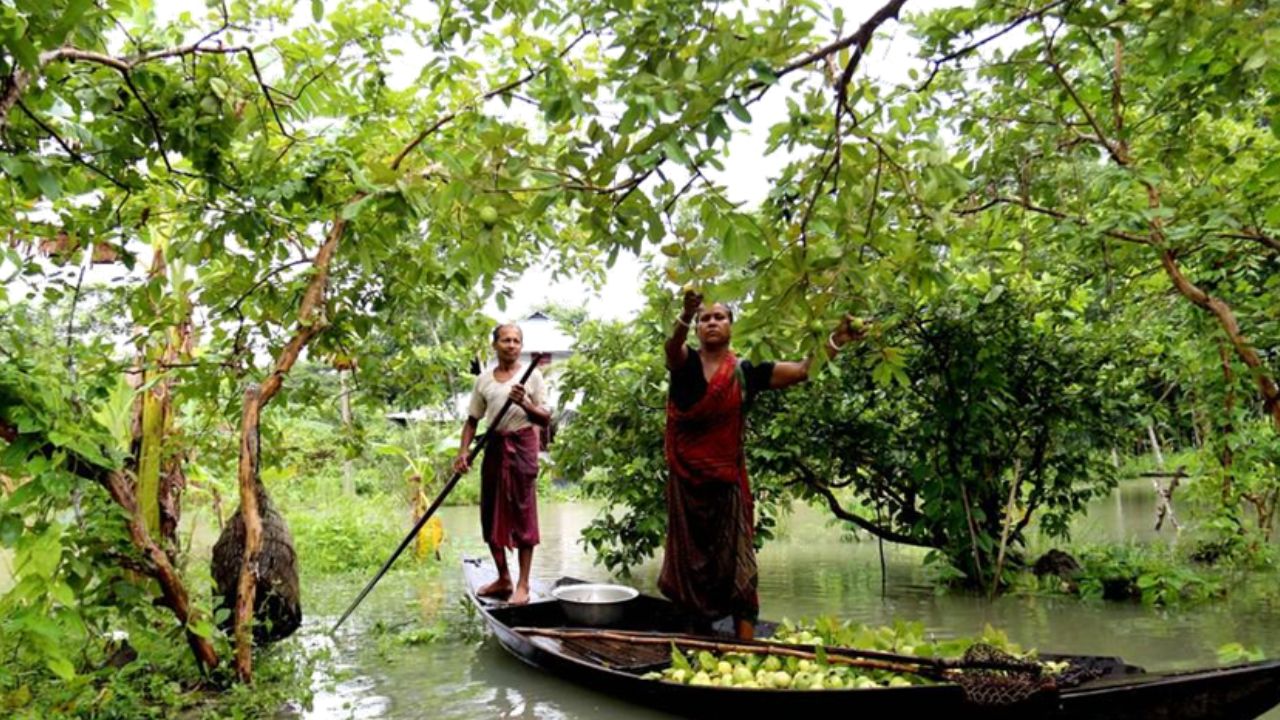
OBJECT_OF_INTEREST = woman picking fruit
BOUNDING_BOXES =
[659,287,865,639]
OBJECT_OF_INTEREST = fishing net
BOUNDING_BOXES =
[950,644,1055,706]
[949,644,1110,707]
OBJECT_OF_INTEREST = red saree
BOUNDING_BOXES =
[658,353,759,621]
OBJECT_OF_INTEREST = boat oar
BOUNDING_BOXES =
[331,353,547,634]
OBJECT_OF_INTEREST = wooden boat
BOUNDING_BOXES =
[463,558,1280,719]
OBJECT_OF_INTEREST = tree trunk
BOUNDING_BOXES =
[1146,424,1165,471]
[340,370,355,496]
[234,385,263,682]
[210,485,302,652]
[1159,249,1280,432]
[98,467,219,670]
[1219,342,1235,505]
[210,213,343,682]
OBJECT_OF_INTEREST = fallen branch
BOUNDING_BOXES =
[1153,467,1184,533]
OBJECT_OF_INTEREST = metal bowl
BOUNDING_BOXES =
[551,583,639,626]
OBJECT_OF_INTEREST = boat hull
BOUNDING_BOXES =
[463,559,1280,719]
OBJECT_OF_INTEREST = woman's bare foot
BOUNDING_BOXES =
[477,578,513,597]
[510,584,531,605]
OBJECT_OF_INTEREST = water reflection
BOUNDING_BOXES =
[467,644,670,720]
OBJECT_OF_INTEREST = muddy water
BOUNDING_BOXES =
[298,492,1280,719]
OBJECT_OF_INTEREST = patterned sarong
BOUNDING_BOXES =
[480,425,541,548]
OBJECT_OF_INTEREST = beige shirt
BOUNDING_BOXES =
[467,365,548,434]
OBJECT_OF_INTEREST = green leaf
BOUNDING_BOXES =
[17,526,63,579]
[341,195,375,220]
[697,650,717,671]
[8,35,38,70]
[750,61,778,84]
[661,137,690,166]
[49,582,75,606]
[36,169,61,200]
[0,513,23,547]
[46,656,76,680]
[871,361,894,387]
[670,645,693,672]
[188,619,215,639]
[311,0,324,22]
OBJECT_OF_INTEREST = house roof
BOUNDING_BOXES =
[517,312,574,354]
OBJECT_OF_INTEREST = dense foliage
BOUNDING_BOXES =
[557,0,1279,587]
[2,0,1278,712]
[554,277,1137,585]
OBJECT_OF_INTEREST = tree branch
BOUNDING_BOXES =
[241,47,293,139]
[233,385,262,682]
[257,205,352,408]
[0,420,220,671]
[1111,33,1126,160]
[864,148,885,241]
[956,195,1151,245]
[391,31,589,170]
[798,131,843,244]
[1160,249,1280,430]
[220,257,314,318]
[778,0,910,83]
[5,43,294,145]
[791,463,935,548]
[1043,31,1127,166]
[916,0,1072,92]
[1220,229,1280,253]
[13,99,132,190]
[833,0,911,113]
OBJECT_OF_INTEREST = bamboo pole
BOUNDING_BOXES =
[500,626,1038,681]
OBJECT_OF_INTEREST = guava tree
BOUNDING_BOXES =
[1,0,918,692]
[554,267,1140,589]
[915,0,1279,535]
[556,0,1277,586]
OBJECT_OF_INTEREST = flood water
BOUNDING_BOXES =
[299,483,1280,720]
